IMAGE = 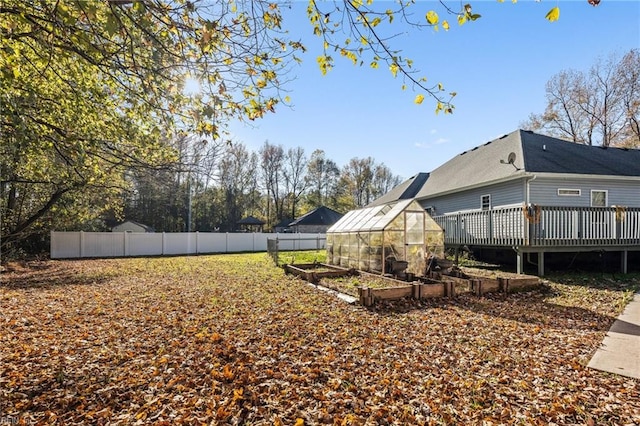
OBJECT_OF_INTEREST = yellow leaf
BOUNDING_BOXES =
[294,419,305,426]
[457,14,466,26]
[370,61,378,69]
[284,96,291,103]
[442,20,450,31]
[385,9,394,23]
[414,94,425,105]
[426,11,439,25]
[545,6,560,22]
[390,63,399,78]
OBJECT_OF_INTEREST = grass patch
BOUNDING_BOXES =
[275,249,327,265]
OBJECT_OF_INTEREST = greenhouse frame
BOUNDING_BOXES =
[326,199,444,277]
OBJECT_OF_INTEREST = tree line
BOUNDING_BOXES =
[121,138,401,234]
[523,49,639,147]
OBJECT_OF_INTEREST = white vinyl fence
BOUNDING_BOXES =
[50,231,326,259]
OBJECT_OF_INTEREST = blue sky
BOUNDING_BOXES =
[228,0,640,180]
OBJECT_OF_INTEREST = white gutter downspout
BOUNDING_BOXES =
[525,173,537,205]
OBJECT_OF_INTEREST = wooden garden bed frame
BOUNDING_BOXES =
[284,263,541,307]
[283,263,356,284]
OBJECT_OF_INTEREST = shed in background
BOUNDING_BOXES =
[326,199,444,277]
[112,220,155,233]
[288,206,343,233]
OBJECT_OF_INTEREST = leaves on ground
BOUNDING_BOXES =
[1,255,639,425]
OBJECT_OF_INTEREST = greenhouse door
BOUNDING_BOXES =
[404,211,426,274]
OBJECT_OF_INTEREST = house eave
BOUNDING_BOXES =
[529,172,640,181]
[417,172,640,201]
[417,174,531,200]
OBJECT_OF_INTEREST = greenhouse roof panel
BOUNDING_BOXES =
[328,199,419,233]
[369,199,413,230]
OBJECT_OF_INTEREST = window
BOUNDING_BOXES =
[558,188,581,197]
[591,190,608,207]
[481,194,491,210]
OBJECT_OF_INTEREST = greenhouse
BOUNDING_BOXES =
[326,199,444,277]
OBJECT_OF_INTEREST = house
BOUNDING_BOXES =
[288,206,343,233]
[236,216,265,232]
[369,129,640,275]
[112,220,155,233]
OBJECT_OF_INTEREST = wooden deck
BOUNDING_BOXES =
[433,206,640,275]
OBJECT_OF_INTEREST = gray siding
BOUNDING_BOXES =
[420,179,525,215]
[529,177,640,207]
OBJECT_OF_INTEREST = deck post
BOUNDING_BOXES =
[538,251,545,277]
[516,249,523,274]
[621,250,628,274]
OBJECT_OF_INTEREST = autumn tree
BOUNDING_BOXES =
[305,149,341,209]
[0,0,303,253]
[217,143,259,231]
[371,164,402,200]
[523,49,640,147]
[259,141,285,228]
[339,157,401,209]
[282,147,308,220]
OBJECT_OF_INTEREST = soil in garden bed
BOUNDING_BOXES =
[318,274,409,298]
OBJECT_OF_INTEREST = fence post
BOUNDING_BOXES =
[124,231,129,257]
[162,232,166,255]
[79,231,84,258]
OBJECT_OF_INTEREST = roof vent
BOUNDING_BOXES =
[499,134,508,139]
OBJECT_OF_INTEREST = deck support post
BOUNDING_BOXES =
[516,249,523,274]
[621,250,628,274]
[538,251,545,277]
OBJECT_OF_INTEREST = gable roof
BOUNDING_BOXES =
[273,218,294,228]
[113,220,155,232]
[366,172,429,207]
[366,130,640,205]
[289,206,343,226]
[237,216,265,225]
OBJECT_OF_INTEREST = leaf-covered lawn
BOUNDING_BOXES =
[1,255,639,425]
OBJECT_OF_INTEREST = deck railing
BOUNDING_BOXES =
[433,206,640,248]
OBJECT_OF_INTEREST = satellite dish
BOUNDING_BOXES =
[500,152,521,170]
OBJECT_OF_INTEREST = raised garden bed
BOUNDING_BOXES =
[283,263,356,283]
[285,263,541,307]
